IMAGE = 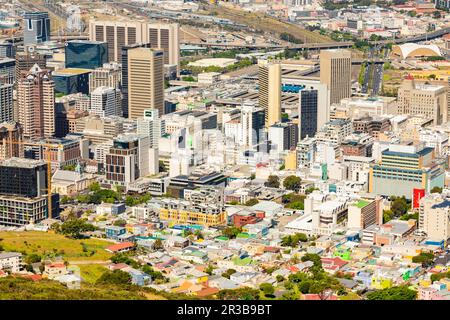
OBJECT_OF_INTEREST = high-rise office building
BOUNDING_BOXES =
[419,194,450,242]
[268,122,299,153]
[105,134,150,187]
[121,43,150,118]
[137,109,165,149]
[397,76,447,125]
[89,62,122,93]
[0,122,22,160]
[15,52,46,81]
[52,68,90,95]
[23,12,51,45]
[240,103,265,149]
[0,41,15,58]
[299,89,318,140]
[0,157,59,226]
[17,64,55,140]
[127,48,164,119]
[0,157,48,197]
[258,61,281,128]
[65,40,108,70]
[0,58,15,123]
[320,49,352,105]
[88,20,179,70]
[90,86,121,117]
[0,58,15,85]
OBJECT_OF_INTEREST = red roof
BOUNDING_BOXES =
[106,242,135,252]
[109,263,129,270]
[196,287,219,297]
[47,263,66,268]
[264,246,281,253]
[321,257,348,269]
[22,274,42,282]
[303,294,338,300]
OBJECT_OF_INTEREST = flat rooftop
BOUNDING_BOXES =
[0,157,46,169]
[52,68,92,76]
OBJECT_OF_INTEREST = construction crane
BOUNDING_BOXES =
[9,140,55,219]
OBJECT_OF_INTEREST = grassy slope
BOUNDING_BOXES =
[0,231,113,262]
[204,6,332,43]
[78,264,109,284]
[0,277,162,300]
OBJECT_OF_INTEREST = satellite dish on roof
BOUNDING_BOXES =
[28,46,34,53]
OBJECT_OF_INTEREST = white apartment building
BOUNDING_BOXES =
[0,252,22,273]
[90,86,121,117]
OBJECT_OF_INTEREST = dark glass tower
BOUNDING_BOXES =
[65,40,108,70]
[299,89,318,139]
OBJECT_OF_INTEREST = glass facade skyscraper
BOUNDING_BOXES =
[299,89,318,140]
[65,40,108,70]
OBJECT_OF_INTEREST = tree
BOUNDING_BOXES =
[412,252,434,267]
[390,196,410,217]
[431,186,442,194]
[59,218,96,239]
[259,283,275,297]
[276,275,285,282]
[383,209,394,223]
[433,10,441,19]
[96,270,131,285]
[25,254,42,264]
[283,175,302,192]
[222,269,236,279]
[244,198,259,206]
[222,226,242,239]
[113,219,127,227]
[367,286,417,300]
[152,238,163,251]
[265,175,280,188]
[407,11,417,17]
[205,264,215,275]
[89,182,101,192]
[158,161,167,172]
[217,287,260,300]
[110,253,139,269]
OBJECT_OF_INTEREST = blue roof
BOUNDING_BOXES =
[431,200,450,209]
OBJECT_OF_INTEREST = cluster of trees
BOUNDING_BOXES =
[76,183,121,204]
[185,58,254,76]
[217,287,260,300]
[222,268,236,279]
[366,285,417,300]
[221,226,242,239]
[52,217,97,239]
[244,198,259,206]
[430,270,450,283]
[280,32,302,44]
[283,255,345,299]
[124,194,151,207]
[431,186,443,194]
[282,193,306,210]
[211,49,249,59]
[283,176,302,192]
[281,233,308,247]
[110,253,168,283]
[265,175,280,188]
[383,196,411,223]
[412,252,435,267]
[266,175,302,193]
[97,270,132,285]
